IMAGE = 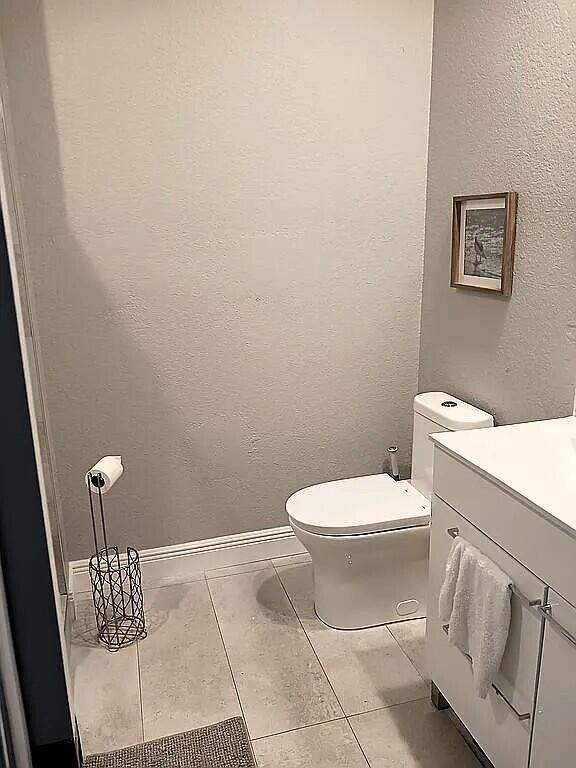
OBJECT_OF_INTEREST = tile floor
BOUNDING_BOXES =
[72,554,480,766]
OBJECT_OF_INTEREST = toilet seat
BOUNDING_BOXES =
[286,474,430,537]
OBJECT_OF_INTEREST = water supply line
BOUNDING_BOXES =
[388,445,400,481]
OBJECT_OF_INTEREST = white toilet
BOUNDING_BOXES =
[286,392,493,629]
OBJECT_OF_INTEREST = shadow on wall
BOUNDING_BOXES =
[3,2,344,560]
[4,0,243,559]
[6,0,428,559]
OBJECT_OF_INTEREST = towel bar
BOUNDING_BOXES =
[539,604,576,648]
[441,624,531,722]
[445,527,541,608]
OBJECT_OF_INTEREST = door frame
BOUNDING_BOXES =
[0,98,80,768]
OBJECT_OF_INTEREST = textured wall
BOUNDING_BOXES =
[0,0,433,558]
[419,0,576,426]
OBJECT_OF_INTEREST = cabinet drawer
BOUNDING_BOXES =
[433,447,576,608]
[427,497,546,768]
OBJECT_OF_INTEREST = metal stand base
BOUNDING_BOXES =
[87,473,146,652]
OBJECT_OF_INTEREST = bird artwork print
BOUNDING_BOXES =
[474,234,484,268]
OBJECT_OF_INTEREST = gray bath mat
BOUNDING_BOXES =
[84,717,256,768]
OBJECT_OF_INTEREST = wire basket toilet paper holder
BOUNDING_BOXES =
[87,471,146,652]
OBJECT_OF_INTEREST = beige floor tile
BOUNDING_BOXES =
[277,563,427,714]
[139,580,240,740]
[253,719,369,768]
[208,567,342,739]
[388,618,428,680]
[205,560,272,579]
[72,600,142,755]
[350,699,481,767]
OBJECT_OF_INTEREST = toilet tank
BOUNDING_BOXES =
[411,392,493,500]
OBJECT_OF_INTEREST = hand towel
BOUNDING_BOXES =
[439,536,512,699]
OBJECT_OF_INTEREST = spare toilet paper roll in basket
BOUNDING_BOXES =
[85,456,123,494]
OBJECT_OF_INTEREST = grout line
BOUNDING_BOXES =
[272,563,431,767]
[205,563,273,581]
[273,562,372,765]
[272,555,312,566]
[135,641,145,744]
[114,554,311,596]
[141,574,207,593]
[272,562,342,706]
[205,554,310,580]
[346,717,372,768]
[250,715,348,742]
[136,563,428,762]
[387,622,428,685]
[139,556,279,593]
[209,562,357,749]
[269,562,381,762]
[71,579,206,600]
[204,573,247,729]
[347,694,431,721]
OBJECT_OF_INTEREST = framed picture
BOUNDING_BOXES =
[451,191,518,296]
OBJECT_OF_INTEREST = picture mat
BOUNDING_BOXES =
[458,197,506,290]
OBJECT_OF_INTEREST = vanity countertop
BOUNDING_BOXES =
[431,416,576,539]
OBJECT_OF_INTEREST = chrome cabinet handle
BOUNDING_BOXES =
[440,624,530,721]
[539,605,576,649]
[492,685,531,722]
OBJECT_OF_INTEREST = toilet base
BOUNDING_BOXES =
[290,520,429,630]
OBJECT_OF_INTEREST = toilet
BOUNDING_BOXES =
[286,392,493,629]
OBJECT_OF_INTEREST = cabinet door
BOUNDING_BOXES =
[530,591,576,768]
[427,497,546,768]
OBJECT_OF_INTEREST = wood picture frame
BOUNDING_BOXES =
[451,191,518,297]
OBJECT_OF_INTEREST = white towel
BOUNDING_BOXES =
[439,536,512,699]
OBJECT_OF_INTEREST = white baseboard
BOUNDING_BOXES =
[70,525,305,594]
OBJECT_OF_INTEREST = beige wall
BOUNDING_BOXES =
[0,0,433,558]
[419,0,576,425]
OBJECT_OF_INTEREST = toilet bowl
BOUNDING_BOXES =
[286,392,494,630]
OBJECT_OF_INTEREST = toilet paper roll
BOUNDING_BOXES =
[85,456,123,494]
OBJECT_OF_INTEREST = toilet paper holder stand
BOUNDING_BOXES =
[86,471,146,652]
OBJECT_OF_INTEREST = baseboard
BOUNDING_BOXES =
[69,525,306,594]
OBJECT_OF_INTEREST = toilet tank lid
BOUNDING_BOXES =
[414,392,494,431]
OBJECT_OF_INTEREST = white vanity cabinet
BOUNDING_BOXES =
[427,416,576,768]
[530,591,576,768]
[428,497,545,768]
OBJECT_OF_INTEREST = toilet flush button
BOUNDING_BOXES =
[345,554,353,567]
[396,599,419,617]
